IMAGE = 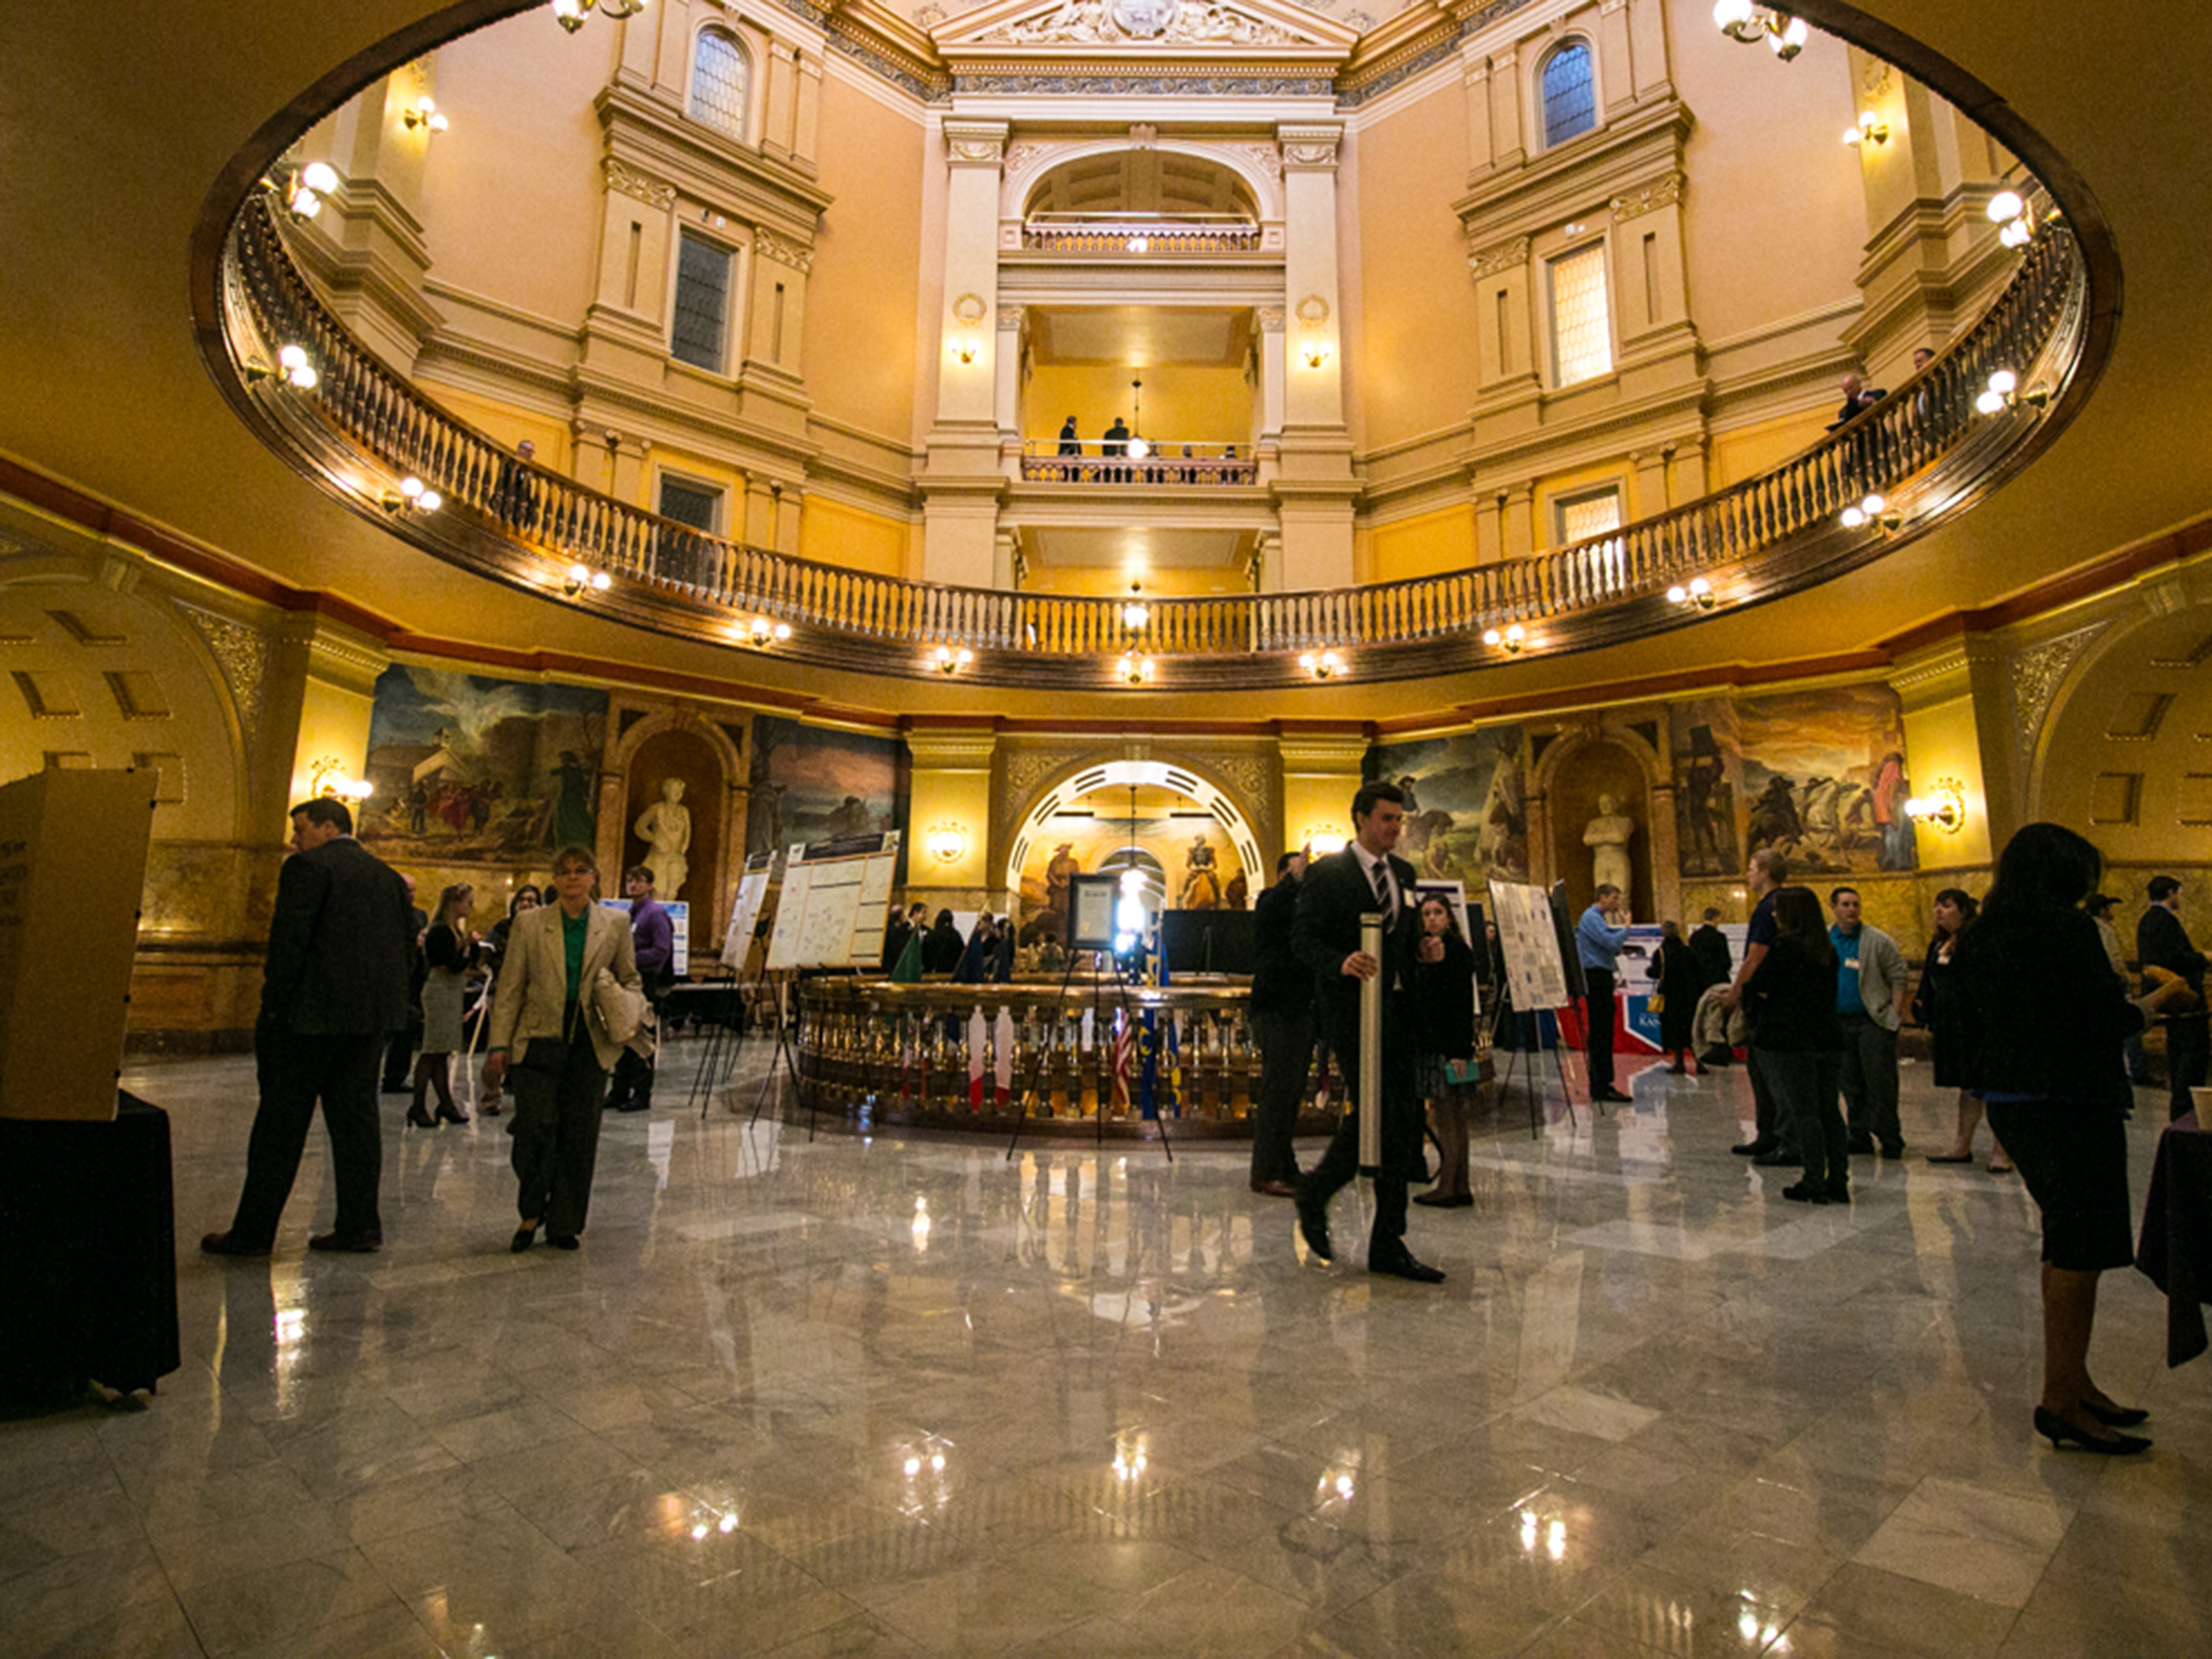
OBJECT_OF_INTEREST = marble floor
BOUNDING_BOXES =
[6,1043,2211,1659]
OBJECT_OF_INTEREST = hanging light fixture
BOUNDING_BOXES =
[1711,3,1808,59]
[1121,585,1150,632]
[551,0,649,34]
[1116,650,1154,686]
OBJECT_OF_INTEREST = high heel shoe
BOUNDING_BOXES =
[2084,1399,2150,1428]
[406,1102,436,1128]
[2034,1405,2149,1455]
[435,1104,470,1125]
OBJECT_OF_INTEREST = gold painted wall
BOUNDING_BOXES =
[1350,76,1477,454]
[1710,408,1834,490]
[799,496,913,579]
[1666,7,1868,348]
[1368,507,1477,583]
[806,73,928,446]
[1021,563,1243,599]
[415,27,608,330]
[1025,366,1251,451]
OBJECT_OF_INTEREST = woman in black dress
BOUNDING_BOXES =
[1954,824,2191,1453]
[1919,889,2011,1171]
[1743,887,1848,1203]
[1652,919,1704,1074]
[1413,895,1478,1208]
[922,908,966,975]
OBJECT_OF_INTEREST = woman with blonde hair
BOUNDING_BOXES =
[409,883,477,1127]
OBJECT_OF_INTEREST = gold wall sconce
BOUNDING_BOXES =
[1905,779,1967,834]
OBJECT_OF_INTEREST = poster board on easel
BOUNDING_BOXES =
[768,832,902,970]
[1486,879,1571,1015]
[721,852,775,972]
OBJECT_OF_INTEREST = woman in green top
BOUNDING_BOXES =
[482,845,642,1251]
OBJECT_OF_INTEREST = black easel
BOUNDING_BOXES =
[748,969,813,1138]
[1493,1006,1579,1138]
[686,966,748,1119]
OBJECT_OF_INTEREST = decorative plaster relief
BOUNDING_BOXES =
[1280,127,1341,167]
[2011,624,2105,760]
[175,602,268,755]
[981,1,1305,49]
[1610,173,1685,222]
[1002,142,1044,177]
[603,157,677,210]
[753,229,815,272]
[1469,234,1530,279]
[1238,142,1284,183]
[1255,305,1286,332]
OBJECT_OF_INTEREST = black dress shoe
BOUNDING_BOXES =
[547,1234,580,1251]
[1780,1183,1829,1204]
[1731,1141,1773,1157]
[307,1230,383,1253]
[615,1098,650,1114]
[2034,1406,2149,1455]
[1593,1088,1632,1103]
[1413,1191,1475,1208]
[1752,1148,1798,1167]
[1294,1188,1334,1262]
[510,1223,538,1253]
[1880,1143,1905,1161]
[200,1231,273,1258]
[1369,1250,1445,1284]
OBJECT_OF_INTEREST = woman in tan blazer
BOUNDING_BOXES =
[482,845,641,1251]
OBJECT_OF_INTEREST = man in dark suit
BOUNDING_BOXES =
[1290,781,1445,1283]
[2139,874,2208,1121]
[1248,850,1312,1197]
[204,798,414,1256]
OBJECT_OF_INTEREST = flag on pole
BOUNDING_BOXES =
[1110,1012,1133,1113]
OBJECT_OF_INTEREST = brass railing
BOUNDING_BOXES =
[221,189,2087,688]
[794,978,1375,1137]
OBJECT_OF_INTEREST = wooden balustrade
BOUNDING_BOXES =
[224,189,2086,685]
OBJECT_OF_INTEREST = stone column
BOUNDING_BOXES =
[995,303,1026,443]
[1273,125,1356,593]
[1254,305,1286,448]
[921,119,1012,588]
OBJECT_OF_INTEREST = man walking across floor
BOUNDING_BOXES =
[1721,847,1797,1164]
[1290,782,1444,1283]
[1248,850,1313,1197]
[1576,885,1633,1105]
[1829,886,1910,1158]
[204,798,414,1256]
[2138,875,2209,1121]
[605,864,674,1113]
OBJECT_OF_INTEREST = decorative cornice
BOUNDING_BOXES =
[945,119,1009,166]
[978,1,1307,49]
[1279,122,1341,168]
[602,156,677,210]
[951,70,1334,94]
[2010,624,2104,755]
[1610,172,1685,222]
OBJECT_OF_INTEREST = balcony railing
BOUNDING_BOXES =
[218,187,2090,689]
[1019,440,1259,485]
[1020,212,1263,254]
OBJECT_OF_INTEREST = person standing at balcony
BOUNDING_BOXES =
[1057,416,1080,458]
[1102,416,1130,483]
[2138,875,2208,1120]
[1248,851,1312,1198]
[496,438,538,532]
[1290,781,1445,1284]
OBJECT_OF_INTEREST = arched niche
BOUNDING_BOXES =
[1004,757,1265,936]
[1530,726,1668,925]
[607,709,743,950]
[1008,142,1279,224]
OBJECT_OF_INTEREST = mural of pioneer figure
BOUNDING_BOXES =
[359,664,607,860]
[1179,835,1223,909]
[1363,726,1530,884]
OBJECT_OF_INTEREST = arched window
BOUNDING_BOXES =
[689,27,751,142]
[1540,42,1597,149]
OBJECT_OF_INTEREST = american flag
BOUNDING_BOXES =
[1110,1012,1134,1113]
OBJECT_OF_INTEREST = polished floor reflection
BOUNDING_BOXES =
[6,1046,2211,1658]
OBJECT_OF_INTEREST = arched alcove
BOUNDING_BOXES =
[1534,731,1663,924]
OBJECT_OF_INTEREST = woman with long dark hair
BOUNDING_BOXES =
[1412,894,1479,1208]
[1955,824,2191,1453]
[922,908,966,975]
[1743,886,1848,1203]
[1919,888,2011,1170]
[1652,919,1704,1074]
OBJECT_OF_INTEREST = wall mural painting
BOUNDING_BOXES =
[1363,726,1530,884]
[1727,686,1916,875]
[745,717,908,863]
[1670,697,1745,878]
[361,665,608,858]
[1015,813,1249,942]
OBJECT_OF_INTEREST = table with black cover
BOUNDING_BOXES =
[0,1091,181,1402]
[2136,1109,2212,1368]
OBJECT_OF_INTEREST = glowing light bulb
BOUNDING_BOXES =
[1987,189,2025,224]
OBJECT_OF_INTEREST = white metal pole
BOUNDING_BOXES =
[1358,911,1382,1176]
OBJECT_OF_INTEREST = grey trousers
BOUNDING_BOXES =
[1837,1012,1902,1150]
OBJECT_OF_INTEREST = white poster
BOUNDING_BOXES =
[765,860,814,971]
[721,860,773,972]
[1487,880,1571,1012]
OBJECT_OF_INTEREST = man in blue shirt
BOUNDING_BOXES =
[1829,886,1910,1158]
[1576,884,1633,1103]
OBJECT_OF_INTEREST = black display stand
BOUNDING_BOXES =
[0,1092,181,1406]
